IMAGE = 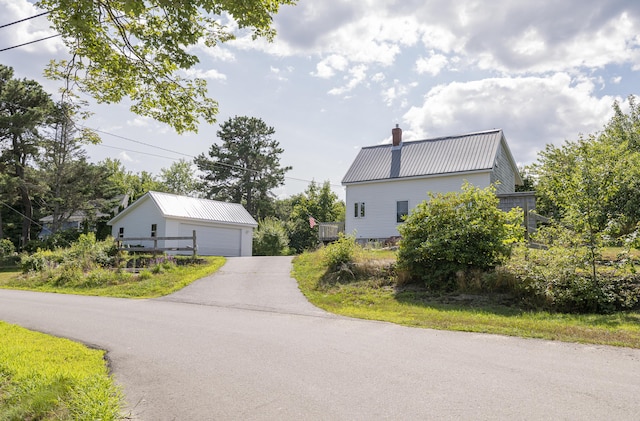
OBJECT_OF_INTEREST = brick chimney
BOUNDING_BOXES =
[392,124,402,147]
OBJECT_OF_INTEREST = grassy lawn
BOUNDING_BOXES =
[292,250,640,348]
[0,321,122,420]
[0,255,226,418]
[0,256,225,298]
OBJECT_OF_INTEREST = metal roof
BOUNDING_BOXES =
[109,192,258,227]
[342,129,506,184]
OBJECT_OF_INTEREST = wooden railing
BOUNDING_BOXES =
[116,230,197,258]
[318,222,344,243]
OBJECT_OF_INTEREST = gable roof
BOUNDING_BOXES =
[342,129,521,185]
[108,191,258,227]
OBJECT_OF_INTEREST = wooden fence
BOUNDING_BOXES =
[115,230,197,258]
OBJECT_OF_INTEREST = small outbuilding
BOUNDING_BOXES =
[108,191,257,257]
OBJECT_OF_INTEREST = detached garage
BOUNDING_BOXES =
[108,191,258,257]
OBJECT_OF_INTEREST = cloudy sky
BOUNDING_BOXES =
[2,0,640,200]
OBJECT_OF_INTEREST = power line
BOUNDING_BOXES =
[0,99,343,189]
[0,34,61,52]
[86,125,343,188]
[0,11,50,29]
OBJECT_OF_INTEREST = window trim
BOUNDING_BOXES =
[354,202,365,218]
[118,227,124,238]
[151,223,157,237]
[396,200,409,223]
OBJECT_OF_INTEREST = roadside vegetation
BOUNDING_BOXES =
[0,233,225,298]
[0,321,122,420]
[293,238,640,348]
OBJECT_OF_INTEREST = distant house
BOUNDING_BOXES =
[38,195,129,239]
[341,126,527,242]
[108,191,257,257]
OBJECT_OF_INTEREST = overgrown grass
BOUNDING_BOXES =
[0,321,123,420]
[0,256,225,298]
[292,250,640,348]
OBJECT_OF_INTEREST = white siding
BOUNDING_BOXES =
[345,172,491,240]
[110,197,165,248]
[490,141,517,194]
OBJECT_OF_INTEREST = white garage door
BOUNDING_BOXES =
[179,224,242,256]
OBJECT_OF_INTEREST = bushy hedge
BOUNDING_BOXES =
[323,234,358,271]
[397,183,523,291]
[253,217,290,256]
[21,233,118,274]
[507,241,640,314]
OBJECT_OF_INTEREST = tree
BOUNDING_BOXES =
[397,183,523,290]
[40,0,297,133]
[534,135,632,283]
[195,116,291,219]
[287,181,345,253]
[0,65,53,248]
[101,158,163,202]
[159,159,199,196]
[37,101,103,235]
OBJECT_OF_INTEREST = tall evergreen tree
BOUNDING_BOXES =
[195,116,291,219]
[0,65,53,247]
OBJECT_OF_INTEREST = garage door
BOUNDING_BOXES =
[179,224,242,256]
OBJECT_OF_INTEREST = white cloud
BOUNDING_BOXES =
[118,151,134,162]
[312,54,349,78]
[328,64,368,96]
[127,117,152,127]
[183,68,227,81]
[415,53,448,76]
[403,73,617,164]
[0,0,63,54]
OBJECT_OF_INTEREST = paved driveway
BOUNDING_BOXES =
[1,256,639,420]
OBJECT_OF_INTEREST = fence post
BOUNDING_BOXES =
[192,230,197,258]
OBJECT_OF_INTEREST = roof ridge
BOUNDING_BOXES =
[360,128,503,149]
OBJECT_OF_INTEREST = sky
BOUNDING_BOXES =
[2,0,640,201]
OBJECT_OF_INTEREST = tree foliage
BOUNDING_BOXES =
[0,65,53,247]
[252,217,289,256]
[40,0,296,133]
[159,159,199,196]
[287,181,345,253]
[397,183,523,290]
[195,116,291,219]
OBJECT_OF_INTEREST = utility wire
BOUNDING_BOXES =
[0,199,44,229]
[0,34,61,52]
[1,100,343,188]
[0,11,50,29]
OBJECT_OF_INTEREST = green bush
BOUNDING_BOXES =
[23,229,81,253]
[323,234,358,271]
[253,217,290,256]
[507,241,640,314]
[397,183,524,291]
[0,238,16,257]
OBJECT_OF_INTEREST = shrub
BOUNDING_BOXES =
[397,183,524,291]
[323,234,358,271]
[0,238,16,257]
[506,234,640,314]
[253,217,290,256]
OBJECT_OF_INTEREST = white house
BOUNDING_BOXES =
[108,191,257,256]
[341,127,523,242]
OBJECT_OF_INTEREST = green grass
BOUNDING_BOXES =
[292,250,640,348]
[0,321,123,420]
[0,256,226,298]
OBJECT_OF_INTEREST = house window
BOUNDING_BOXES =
[396,200,408,223]
[118,227,124,238]
[151,224,157,237]
[354,202,365,218]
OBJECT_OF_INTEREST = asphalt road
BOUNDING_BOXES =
[1,256,639,420]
